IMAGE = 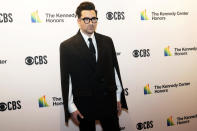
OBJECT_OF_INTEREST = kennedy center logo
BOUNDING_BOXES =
[31,10,42,23]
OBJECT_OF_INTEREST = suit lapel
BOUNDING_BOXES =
[94,32,104,65]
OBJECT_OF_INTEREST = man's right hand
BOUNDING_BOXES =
[71,110,84,125]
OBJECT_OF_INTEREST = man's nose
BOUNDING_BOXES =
[89,20,93,24]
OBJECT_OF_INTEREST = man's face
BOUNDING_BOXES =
[78,10,97,36]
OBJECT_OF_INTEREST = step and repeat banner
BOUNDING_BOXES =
[1,0,197,131]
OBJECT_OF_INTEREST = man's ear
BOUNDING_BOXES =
[77,19,81,27]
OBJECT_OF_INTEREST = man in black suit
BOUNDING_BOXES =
[60,2,128,131]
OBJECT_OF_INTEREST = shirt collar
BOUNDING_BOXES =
[80,29,95,43]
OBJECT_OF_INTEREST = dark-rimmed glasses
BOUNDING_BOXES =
[81,17,98,24]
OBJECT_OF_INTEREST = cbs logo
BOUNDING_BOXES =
[0,101,21,112]
[136,121,153,130]
[25,55,48,65]
[133,49,150,58]
[0,13,13,23]
[106,12,125,20]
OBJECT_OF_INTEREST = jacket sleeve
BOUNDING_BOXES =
[60,43,70,123]
[110,38,128,110]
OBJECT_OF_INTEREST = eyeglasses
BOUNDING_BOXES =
[81,17,98,24]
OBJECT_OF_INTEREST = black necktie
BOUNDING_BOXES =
[88,38,96,61]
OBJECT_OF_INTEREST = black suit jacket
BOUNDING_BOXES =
[60,30,128,122]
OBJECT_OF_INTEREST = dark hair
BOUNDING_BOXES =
[76,1,97,18]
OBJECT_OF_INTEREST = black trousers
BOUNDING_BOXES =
[79,115,120,131]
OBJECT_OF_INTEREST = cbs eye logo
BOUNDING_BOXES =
[132,49,150,58]
[136,121,153,130]
[106,12,125,20]
[25,56,34,65]
[25,55,48,65]
[133,50,140,58]
[0,103,7,111]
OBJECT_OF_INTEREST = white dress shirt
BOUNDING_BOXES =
[68,30,123,113]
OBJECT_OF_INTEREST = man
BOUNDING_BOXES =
[60,2,128,131]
